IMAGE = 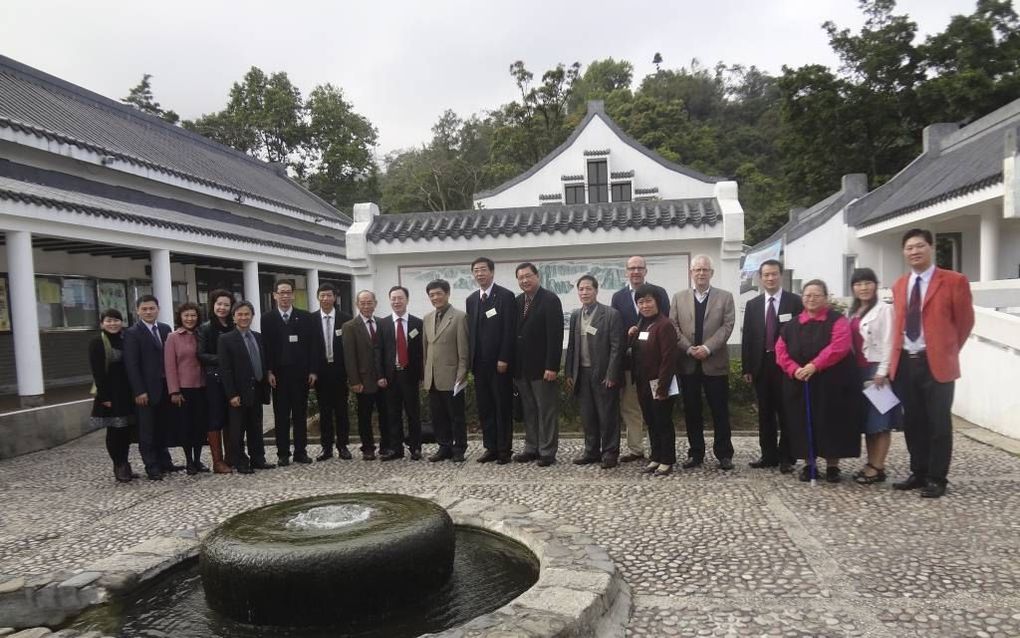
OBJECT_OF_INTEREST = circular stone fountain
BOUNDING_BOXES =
[200,493,456,627]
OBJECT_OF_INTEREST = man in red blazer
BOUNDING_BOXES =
[889,228,974,498]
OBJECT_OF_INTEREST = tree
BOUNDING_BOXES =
[122,74,179,124]
[568,58,634,114]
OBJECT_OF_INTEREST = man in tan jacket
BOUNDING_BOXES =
[422,279,471,462]
[669,255,736,470]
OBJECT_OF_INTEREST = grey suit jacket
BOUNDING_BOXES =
[341,315,382,393]
[564,303,623,390]
[669,287,735,376]
[423,306,470,392]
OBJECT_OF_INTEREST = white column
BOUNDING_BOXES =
[150,248,174,325]
[243,260,262,331]
[306,268,320,312]
[6,231,44,405]
[980,208,1001,282]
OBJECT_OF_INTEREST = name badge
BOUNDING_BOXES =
[409,328,420,339]
[779,313,792,322]
[335,329,343,336]
[289,335,299,343]
[485,308,498,318]
[585,325,598,336]
[638,331,650,341]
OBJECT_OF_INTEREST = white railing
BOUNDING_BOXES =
[955,305,1020,439]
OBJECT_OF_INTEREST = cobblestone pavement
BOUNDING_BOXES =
[1,430,1018,637]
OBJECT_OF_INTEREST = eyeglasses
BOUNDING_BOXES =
[802,294,827,299]
[626,266,646,271]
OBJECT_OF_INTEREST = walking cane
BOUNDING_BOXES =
[803,379,817,487]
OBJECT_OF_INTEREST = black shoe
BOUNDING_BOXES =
[601,456,618,469]
[536,456,555,467]
[749,458,779,469]
[163,463,186,473]
[195,461,210,473]
[251,459,276,470]
[236,463,254,475]
[477,450,498,463]
[146,471,163,481]
[825,467,842,483]
[362,451,376,461]
[799,465,819,482]
[718,458,734,471]
[380,451,403,461]
[893,474,926,491]
[428,450,452,463]
[338,447,353,460]
[315,451,334,462]
[186,463,199,476]
[114,464,132,483]
[779,461,794,474]
[277,457,291,467]
[681,458,703,469]
[619,453,645,463]
[451,451,465,463]
[410,449,422,461]
[496,453,512,465]
[920,481,947,498]
[294,453,313,464]
[572,456,600,465]
[513,452,538,463]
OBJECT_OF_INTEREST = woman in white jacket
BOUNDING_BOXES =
[847,268,902,484]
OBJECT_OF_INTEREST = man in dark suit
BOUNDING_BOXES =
[311,283,353,461]
[123,294,180,480]
[565,275,623,469]
[741,259,803,473]
[465,257,516,464]
[512,262,564,467]
[218,300,273,474]
[890,228,974,498]
[261,279,320,466]
[423,279,471,462]
[376,285,424,460]
[611,255,670,463]
[342,290,387,460]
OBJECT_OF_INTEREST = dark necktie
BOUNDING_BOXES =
[244,331,263,381]
[151,324,162,348]
[435,311,444,331]
[765,297,778,352]
[282,311,290,324]
[324,316,333,360]
[481,292,488,302]
[523,295,532,319]
[906,275,922,341]
[367,318,376,343]
[396,318,409,368]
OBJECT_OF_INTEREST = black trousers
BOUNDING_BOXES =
[105,426,132,466]
[754,352,792,463]
[474,364,514,454]
[386,370,422,454]
[680,370,733,461]
[897,352,954,483]
[355,390,388,453]
[639,392,677,465]
[226,402,264,468]
[136,386,172,475]
[317,363,351,451]
[271,367,309,459]
[430,388,467,453]
[576,367,621,459]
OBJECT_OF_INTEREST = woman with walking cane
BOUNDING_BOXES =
[775,280,861,483]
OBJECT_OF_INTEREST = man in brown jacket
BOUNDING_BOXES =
[670,255,736,470]
[342,290,387,460]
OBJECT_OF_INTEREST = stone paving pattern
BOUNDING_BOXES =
[1,430,1019,637]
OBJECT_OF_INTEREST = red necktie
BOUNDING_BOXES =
[396,318,409,368]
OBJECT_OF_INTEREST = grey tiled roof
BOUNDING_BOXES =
[0,55,347,223]
[368,199,718,243]
[748,174,868,251]
[847,100,1017,227]
[474,101,724,200]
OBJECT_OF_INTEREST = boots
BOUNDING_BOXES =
[208,431,232,474]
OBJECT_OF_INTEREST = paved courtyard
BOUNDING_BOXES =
[1,425,1019,637]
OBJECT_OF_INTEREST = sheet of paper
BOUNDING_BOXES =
[649,375,680,397]
[453,379,465,396]
[862,383,900,415]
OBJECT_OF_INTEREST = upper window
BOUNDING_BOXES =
[611,182,632,202]
[587,160,608,204]
[564,184,585,205]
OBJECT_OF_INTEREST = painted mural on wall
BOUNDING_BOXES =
[398,254,691,321]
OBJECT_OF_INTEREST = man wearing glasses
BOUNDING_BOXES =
[611,256,670,463]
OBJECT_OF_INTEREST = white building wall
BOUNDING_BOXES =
[475,116,717,209]
[783,213,849,295]
[956,307,1020,438]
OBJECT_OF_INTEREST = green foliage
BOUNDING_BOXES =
[121,74,179,124]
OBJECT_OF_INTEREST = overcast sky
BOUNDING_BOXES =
[1,0,978,155]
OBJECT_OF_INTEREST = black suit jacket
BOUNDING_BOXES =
[740,290,803,377]
[218,328,271,407]
[514,287,564,380]
[311,309,353,379]
[260,307,321,377]
[376,314,424,382]
[466,283,516,371]
[123,320,172,402]
[611,283,670,330]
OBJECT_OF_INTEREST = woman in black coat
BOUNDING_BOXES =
[89,308,137,482]
[197,289,235,474]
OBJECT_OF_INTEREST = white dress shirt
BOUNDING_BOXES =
[903,264,935,353]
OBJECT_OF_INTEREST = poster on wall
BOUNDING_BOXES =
[98,281,129,318]
[398,253,691,324]
[740,239,783,294]
[0,277,10,332]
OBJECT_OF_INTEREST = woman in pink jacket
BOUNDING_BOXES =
[165,302,209,475]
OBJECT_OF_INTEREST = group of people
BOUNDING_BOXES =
[88,227,973,498]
